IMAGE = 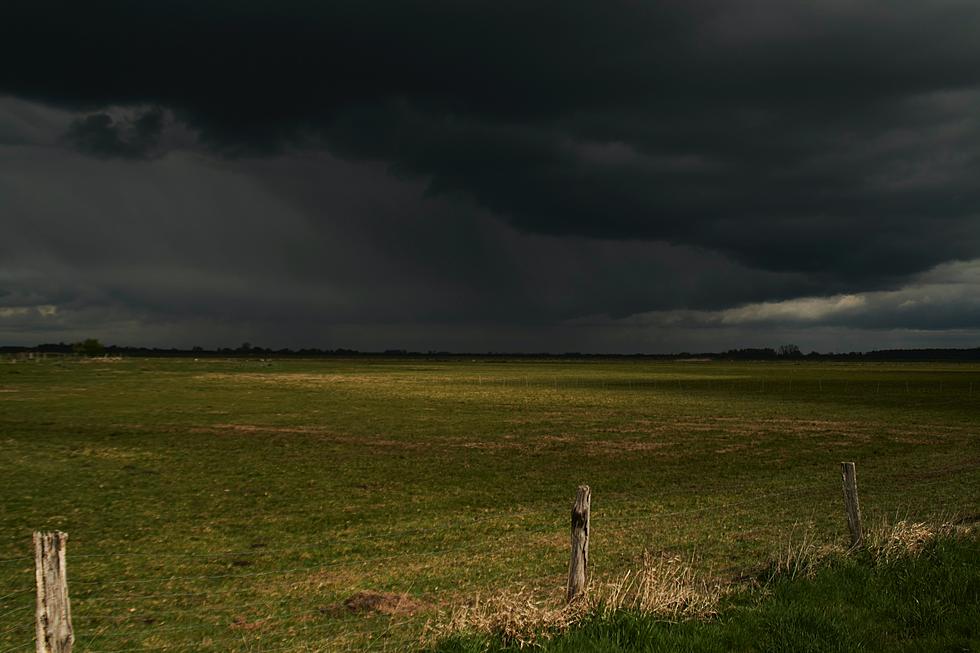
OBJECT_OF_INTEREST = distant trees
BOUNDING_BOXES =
[723,347,777,360]
[720,345,803,360]
[778,344,802,358]
[73,338,105,357]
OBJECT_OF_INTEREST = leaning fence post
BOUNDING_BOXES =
[840,463,863,549]
[34,532,73,653]
[567,485,591,603]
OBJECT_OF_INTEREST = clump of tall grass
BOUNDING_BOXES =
[426,518,977,649]
[765,524,845,582]
[865,518,958,563]
[422,587,584,649]
[421,553,723,648]
[597,552,723,620]
[766,515,973,582]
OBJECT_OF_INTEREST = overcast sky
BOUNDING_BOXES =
[2,1,980,352]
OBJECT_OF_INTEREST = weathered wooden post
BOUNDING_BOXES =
[840,463,863,549]
[567,485,591,603]
[34,532,73,653]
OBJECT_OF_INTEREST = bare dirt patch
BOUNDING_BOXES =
[343,591,425,616]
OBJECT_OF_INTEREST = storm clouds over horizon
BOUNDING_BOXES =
[2,1,980,352]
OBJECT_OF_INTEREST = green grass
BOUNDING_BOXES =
[0,357,978,651]
[430,535,980,652]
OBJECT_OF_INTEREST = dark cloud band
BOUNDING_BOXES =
[2,2,980,349]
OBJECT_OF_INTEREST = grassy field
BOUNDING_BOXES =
[433,535,980,652]
[1,357,978,651]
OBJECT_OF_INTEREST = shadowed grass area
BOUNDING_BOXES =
[0,357,978,650]
[429,532,980,652]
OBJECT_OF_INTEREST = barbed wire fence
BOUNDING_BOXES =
[2,461,978,653]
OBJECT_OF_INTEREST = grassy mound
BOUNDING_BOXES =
[429,533,980,652]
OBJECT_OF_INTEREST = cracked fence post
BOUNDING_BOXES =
[840,463,864,549]
[34,532,73,653]
[567,485,591,603]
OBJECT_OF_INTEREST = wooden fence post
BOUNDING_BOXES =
[34,531,73,653]
[567,485,591,603]
[840,463,863,549]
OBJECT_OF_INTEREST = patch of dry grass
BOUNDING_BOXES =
[423,587,583,649]
[428,519,977,649]
[768,517,974,581]
[766,524,845,581]
[422,553,724,648]
[865,519,960,563]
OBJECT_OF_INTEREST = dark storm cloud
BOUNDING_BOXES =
[0,142,802,332]
[3,1,980,288]
[2,2,980,351]
[64,107,164,159]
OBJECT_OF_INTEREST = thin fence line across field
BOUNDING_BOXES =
[80,638,369,653]
[0,642,33,653]
[0,536,34,547]
[0,620,32,637]
[79,561,484,621]
[5,486,960,565]
[61,510,563,562]
[78,545,472,621]
[90,631,391,653]
[75,610,292,638]
[0,604,33,621]
[77,570,427,618]
[75,571,527,642]
[72,561,376,591]
[71,523,557,593]
[72,591,211,604]
[12,467,977,569]
[858,466,970,496]
[9,464,976,567]
[54,484,915,563]
[641,486,972,549]
[0,588,32,604]
[66,527,541,563]
[245,633,392,653]
[634,466,976,522]
[858,473,980,502]
[659,498,964,559]
[79,592,291,624]
[873,502,980,527]
[79,612,392,653]
[875,461,980,482]
[75,580,433,614]
[10,464,976,565]
[74,460,973,560]
[78,593,325,622]
[599,472,974,541]
[80,642,175,653]
[88,595,426,637]
[79,635,261,653]
[602,481,827,525]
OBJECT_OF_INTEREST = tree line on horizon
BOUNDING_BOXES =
[2,340,980,362]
